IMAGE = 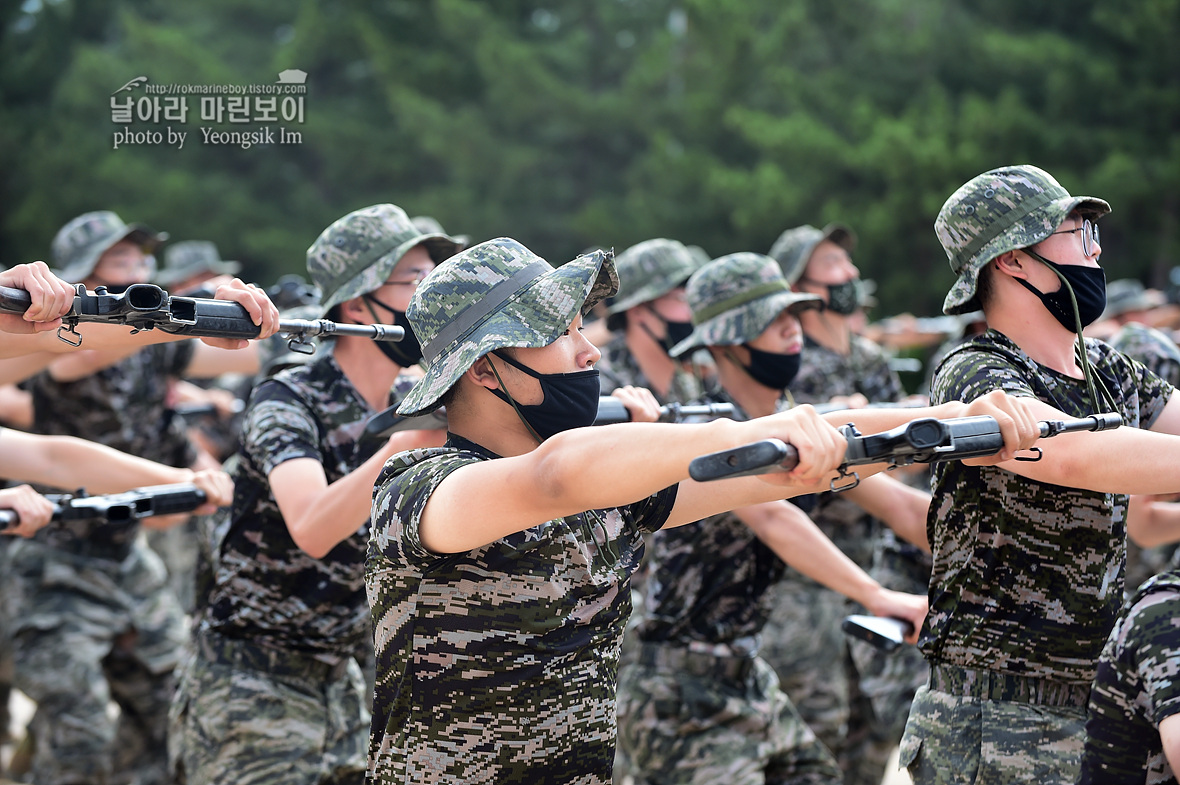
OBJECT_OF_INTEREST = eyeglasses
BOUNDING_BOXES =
[1050,219,1101,257]
[382,269,432,287]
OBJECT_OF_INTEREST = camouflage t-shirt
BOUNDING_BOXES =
[201,346,414,658]
[791,333,905,406]
[366,435,678,784]
[1110,322,1180,389]
[27,341,196,551]
[1077,570,1180,785]
[596,331,705,404]
[926,329,1173,683]
[635,390,789,655]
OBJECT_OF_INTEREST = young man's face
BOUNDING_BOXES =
[1019,213,1103,294]
[800,240,858,286]
[496,314,601,406]
[747,309,804,355]
[89,240,152,288]
[365,244,436,316]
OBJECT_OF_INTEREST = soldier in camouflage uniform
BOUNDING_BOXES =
[363,237,1037,784]
[597,238,708,403]
[616,252,941,785]
[1077,568,1180,783]
[168,204,457,785]
[2,215,275,785]
[899,164,1180,784]
[765,222,928,784]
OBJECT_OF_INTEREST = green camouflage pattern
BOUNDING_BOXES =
[169,638,368,785]
[669,252,821,358]
[924,329,1171,683]
[52,210,165,282]
[597,330,706,404]
[28,341,197,552]
[307,203,462,317]
[1078,570,1180,785]
[616,652,841,785]
[396,237,618,416]
[1110,322,1180,389]
[199,346,417,659]
[935,165,1111,315]
[365,434,677,783]
[760,330,913,785]
[2,537,186,785]
[155,239,240,288]
[899,684,1086,784]
[767,223,856,285]
[605,238,702,315]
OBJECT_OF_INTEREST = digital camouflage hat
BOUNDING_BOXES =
[52,211,167,283]
[670,252,821,358]
[307,203,463,318]
[1101,278,1164,321]
[936,164,1111,315]
[155,240,241,288]
[768,223,856,285]
[396,237,618,415]
[606,238,702,317]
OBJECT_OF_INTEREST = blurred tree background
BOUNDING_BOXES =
[1,0,1177,320]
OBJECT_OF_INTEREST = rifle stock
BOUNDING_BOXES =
[688,412,1122,488]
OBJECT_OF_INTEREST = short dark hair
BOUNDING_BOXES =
[975,261,996,310]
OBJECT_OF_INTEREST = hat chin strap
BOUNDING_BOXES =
[485,355,544,445]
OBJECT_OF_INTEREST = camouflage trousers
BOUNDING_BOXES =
[3,537,187,785]
[168,630,369,785]
[899,667,1090,785]
[616,643,842,785]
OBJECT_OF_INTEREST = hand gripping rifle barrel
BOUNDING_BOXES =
[0,283,404,354]
[688,411,1123,490]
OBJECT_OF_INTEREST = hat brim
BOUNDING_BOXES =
[943,194,1111,315]
[59,224,166,283]
[397,251,618,415]
[318,232,463,316]
[670,290,822,358]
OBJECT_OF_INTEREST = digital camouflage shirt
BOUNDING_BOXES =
[28,341,196,554]
[1078,570,1180,785]
[596,331,706,404]
[200,346,415,659]
[365,434,678,784]
[926,330,1172,683]
[635,389,790,656]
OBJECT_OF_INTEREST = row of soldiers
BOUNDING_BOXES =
[0,162,1179,785]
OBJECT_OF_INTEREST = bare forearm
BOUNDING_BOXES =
[0,432,193,492]
[1127,497,1180,549]
[285,449,395,558]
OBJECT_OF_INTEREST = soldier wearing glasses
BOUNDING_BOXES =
[899,165,1180,784]
[169,204,456,785]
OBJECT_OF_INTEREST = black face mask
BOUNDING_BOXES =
[1016,253,1107,332]
[364,295,424,367]
[640,308,695,356]
[488,351,601,441]
[740,346,802,390]
[823,279,861,316]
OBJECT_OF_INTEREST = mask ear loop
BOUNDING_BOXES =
[485,353,545,445]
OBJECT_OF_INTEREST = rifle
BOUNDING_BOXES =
[0,283,404,355]
[360,397,739,443]
[688,412,1123,490]
[0,482,207,530]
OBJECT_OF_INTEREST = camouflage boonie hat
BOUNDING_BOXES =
[307,204,463,318]
[768,223,856,285]
[936,164,1111,315]
[1101,279,1164,321]
[396,237,618,415]
[605,238,702,329]
[155,240,241,288]
[412,215,470,251]
[52,210,167,283]
[669,252,822,358]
